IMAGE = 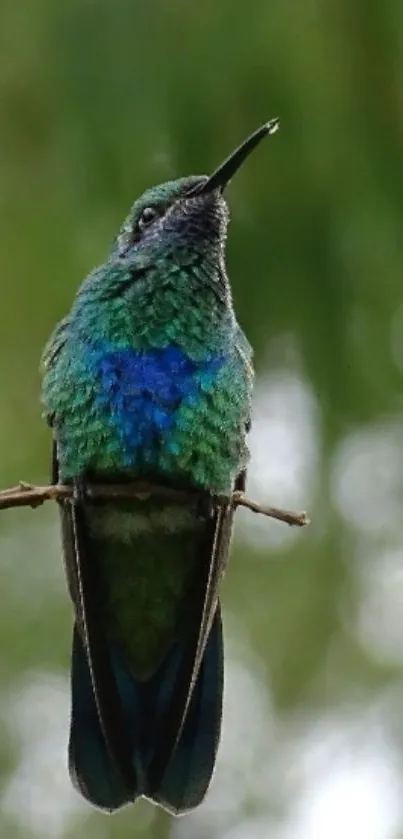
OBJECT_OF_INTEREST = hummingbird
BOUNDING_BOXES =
[41,119,278,815]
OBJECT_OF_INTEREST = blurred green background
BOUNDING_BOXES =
[2,1,403,837]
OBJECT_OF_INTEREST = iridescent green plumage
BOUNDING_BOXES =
[43,177,253,489]
[41,121,277,814]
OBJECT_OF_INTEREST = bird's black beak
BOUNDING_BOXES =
[187,118,279,197]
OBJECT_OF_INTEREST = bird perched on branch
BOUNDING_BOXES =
[41,119,278,815]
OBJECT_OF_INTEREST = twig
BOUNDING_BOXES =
[0,481,310,528]
[231,491,309,527]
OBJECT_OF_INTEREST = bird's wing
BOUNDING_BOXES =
[41,316,71,371]
[52,442,137,804]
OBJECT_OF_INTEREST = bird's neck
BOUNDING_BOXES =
[73,268,236,358]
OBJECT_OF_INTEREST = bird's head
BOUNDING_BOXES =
[111,120,279,291]
[75,120,278,313]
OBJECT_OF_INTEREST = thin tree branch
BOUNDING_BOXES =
[231,490,310,527]
[0,481,310,528]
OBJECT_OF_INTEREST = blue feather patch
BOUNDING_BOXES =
[90,344,224,465]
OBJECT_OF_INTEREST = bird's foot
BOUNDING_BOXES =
[72,477,92,505]
[196,492,217,521]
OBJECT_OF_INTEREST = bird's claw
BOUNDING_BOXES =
[72,478,91,504]
[196,492,216,520]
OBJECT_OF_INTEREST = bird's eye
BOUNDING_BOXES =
[138,206,158,231]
